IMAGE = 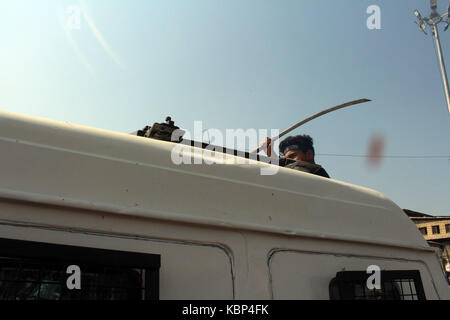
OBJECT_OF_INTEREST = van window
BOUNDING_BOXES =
[329,270,426,300]
[0,238,160,300]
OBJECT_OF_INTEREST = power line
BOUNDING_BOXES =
[316,154,450,159]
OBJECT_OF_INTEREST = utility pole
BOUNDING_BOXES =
[414,0,450,117]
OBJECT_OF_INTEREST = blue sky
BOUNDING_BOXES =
[1,0,449,215]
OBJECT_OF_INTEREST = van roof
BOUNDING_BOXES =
[0,110,431,251]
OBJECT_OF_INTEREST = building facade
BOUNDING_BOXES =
[404,209,450,284]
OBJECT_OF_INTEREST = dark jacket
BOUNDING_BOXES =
[281,158,330,178]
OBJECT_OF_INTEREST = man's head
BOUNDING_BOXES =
[279,135,315,163]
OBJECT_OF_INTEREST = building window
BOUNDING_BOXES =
[446,224,450,233]
[432,225,440,234]
[329,270,426,300]
[0,238,160,300]
[419,227,427,235]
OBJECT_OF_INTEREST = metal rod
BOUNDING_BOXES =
[433,24,450,116]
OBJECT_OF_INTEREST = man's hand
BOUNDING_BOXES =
[258,137,273,157]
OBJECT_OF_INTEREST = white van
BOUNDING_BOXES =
[0,110,448,300]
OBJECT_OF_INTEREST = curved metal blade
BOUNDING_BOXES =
[252,98,372,154]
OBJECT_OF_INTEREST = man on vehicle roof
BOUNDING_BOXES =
[263,135,330,178]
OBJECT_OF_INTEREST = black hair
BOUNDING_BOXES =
[279,135,315,156]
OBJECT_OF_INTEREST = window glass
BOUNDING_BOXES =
[329,270,426,300]
[0,238,160,300]
[0,258,147,300]
[432,225,440,234]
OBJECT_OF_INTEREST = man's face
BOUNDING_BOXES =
[285,149,314,162]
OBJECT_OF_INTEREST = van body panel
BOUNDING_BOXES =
[0,110,448,300]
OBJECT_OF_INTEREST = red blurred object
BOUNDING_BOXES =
[367,134,385,168]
